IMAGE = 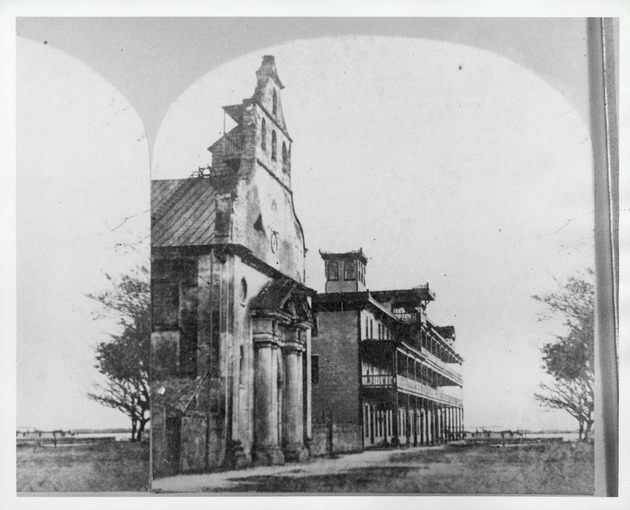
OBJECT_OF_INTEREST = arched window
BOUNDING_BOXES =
[240,277,248,304]
[271,130,277,161]
[282,142,287,168]
[272,89,277,116]
[344,259,356,280]
[261,118,267,151]
[327,260,339,280]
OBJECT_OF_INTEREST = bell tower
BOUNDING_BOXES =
[251,54,292,189]
[320,249,368,294]
[205,56,306,283]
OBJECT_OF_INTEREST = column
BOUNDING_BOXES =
[447,407,452,442]
[413,398,418,447]
[283,344,308,462]
[418,399,425,446]
[253,342,284,465]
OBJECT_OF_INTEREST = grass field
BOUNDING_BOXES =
[211,442,594,494]
[17,441,149,493]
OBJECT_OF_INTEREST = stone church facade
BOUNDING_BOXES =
[151,56,314,477]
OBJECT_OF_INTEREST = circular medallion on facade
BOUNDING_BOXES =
[270,232,278,253]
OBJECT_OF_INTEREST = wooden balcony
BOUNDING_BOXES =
[397,375,463,407]
[421,347,463,386]
[361,374,462,407]
[361,374,394,387]
[394,311,421,323]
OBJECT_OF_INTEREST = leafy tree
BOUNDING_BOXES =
[533,269,594,441]
[87,266,150,441]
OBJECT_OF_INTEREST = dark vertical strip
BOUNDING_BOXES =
[205,251,214,470]
[357,309,364,450]
[588,17,619,497]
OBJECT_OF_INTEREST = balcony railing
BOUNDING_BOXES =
[421,347,463,386]
[361,374,394,387]
[361,374,462,407]
[397,375,463,407]
[394,312,421,323]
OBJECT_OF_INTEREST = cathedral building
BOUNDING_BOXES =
[311,250,464,454]
[151,56,314,477]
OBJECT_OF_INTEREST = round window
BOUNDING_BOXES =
[270,232,278,253]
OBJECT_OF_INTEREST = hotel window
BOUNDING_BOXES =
[365,316,369,339]
[327,260,339,280]
[261,118,267,151]
[344,259,356,280]
[271,130,277,160]
[370,319,373,339]
[282,142,287,169]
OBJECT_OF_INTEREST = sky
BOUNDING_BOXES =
[16,18,596,432]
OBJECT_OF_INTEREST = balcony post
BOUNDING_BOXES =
[456,407,460,440]
[453,407,459,440]
[425,401,431,445]
[413,396,418,447]
[429,402,434,445]
[434,402,439,444]
[447,407,452,442]
[444,407,449,442]
[419,402,425,445]
[435,405,440,444]
[391,350,399,447]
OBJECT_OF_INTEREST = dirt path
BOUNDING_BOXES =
[152,446,447,493]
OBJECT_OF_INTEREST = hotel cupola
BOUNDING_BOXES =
[320,249,368,293]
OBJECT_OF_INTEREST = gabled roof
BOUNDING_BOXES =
[250,279,296,311]
[151,179,218,248]
[251,278,314,325]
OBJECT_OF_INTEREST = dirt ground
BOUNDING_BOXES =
[152,441,594,495]
[17,441,150,493]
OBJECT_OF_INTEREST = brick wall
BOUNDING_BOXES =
[310,423,363,456]
[312,311,361,439]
